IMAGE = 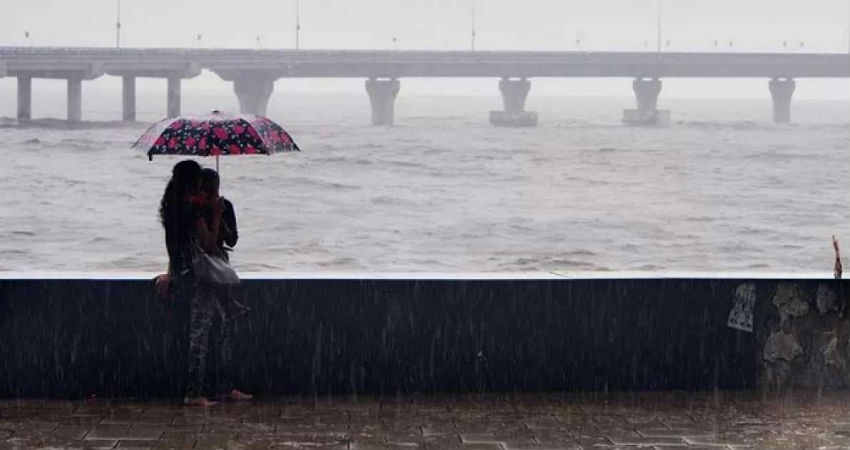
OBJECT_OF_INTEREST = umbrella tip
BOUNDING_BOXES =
[212,109,221,114]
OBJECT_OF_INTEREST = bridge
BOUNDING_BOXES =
[1,47,848,125]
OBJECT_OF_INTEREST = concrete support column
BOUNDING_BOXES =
[769,78,795,124]
[633,78,662,112]
[623,78,670,126]
[17,76,32,121]
[490,78,537,126]
[167,76,181,117]
[499,78,531,114]
[122,76,136,122]
[67,77,82,122]
[365,78,400,126]
[233,77,275,116]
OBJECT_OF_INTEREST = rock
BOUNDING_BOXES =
[816,284,839,315]
[772,283,809,319]
[764,330,803,362]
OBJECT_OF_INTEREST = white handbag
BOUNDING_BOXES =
[192,241,240,285]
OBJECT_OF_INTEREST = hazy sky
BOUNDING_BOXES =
[1,1,848,100]
[2,0,849,51]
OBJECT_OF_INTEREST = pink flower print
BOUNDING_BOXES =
[210,146,221,156]
[234,125,245,135]
[154,137,165,146]
[214,127,228,140]
[185,136,196,147]
[170,121,183,130]
[198,138,207,150]
[229,144,241,155]
[244,146,256,154]
[168,137,178,149]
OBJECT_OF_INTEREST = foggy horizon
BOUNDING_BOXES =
[3,0,850,52]
[2,1,850,100]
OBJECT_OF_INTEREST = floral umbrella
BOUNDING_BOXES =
[132,111,299,170]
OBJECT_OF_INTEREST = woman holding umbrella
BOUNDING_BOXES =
[140,111,298,405]
[157,160,252,406]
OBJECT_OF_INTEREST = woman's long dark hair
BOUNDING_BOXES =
[159,159,202,226]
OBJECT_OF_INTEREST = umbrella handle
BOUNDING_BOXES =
[216,155,219,173]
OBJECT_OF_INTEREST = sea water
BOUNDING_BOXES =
[0,90,848,274]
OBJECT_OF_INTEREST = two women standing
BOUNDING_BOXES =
[157,159,252,406]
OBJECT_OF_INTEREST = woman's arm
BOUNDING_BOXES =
[195,200,222,254]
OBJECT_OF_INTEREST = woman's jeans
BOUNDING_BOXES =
[185,282,235,398]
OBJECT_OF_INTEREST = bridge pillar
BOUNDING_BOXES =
[490,78,537,126]
[365,78,400,126]
[623,78,670,126]
[67,77,82,122]
[167,76,181,117]
[769,78,795,124]
[17,76,32,122]
[233,77,275,116]
[122,76,136,121]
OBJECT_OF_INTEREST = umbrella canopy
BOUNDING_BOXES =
[133,111,299,161]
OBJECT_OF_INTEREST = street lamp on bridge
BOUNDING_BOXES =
[470,0,476,52]
[116,0,122,48]
[295,0,301,51]
[656,0,663,53]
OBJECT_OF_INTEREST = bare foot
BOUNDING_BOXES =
[228,389,253,401]
[184,396,218,407]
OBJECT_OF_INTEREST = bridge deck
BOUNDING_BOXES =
[0,47,848,78]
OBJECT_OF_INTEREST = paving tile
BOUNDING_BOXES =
[157,425,204,433]
[654,446,726,450]
[5,428,53,442]
[57,415,107,427]
[85,426,163,441]
[160,430,235,442]
[271,439,348,450]
[459,433,506,449]
[3,420,59,431]
[383,440,422,449]
[421,435,463,449]
[659,416,697,428]
[607,434,685,446]
[195,435,246,450]
[36,439,119,449]
[636,427,716,438]
[350,440,421,450]
[53,424,90,440]
[101,415,174,425]
[116,440,195,450]
[683,435,748,446]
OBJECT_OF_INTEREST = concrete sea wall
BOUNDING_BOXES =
[0,276,847,398]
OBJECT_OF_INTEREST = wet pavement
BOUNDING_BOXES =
[1,391,848,450]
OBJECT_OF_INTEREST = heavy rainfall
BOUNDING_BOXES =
[0,1,849,450]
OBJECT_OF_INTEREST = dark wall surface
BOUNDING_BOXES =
[2,277,819,399]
